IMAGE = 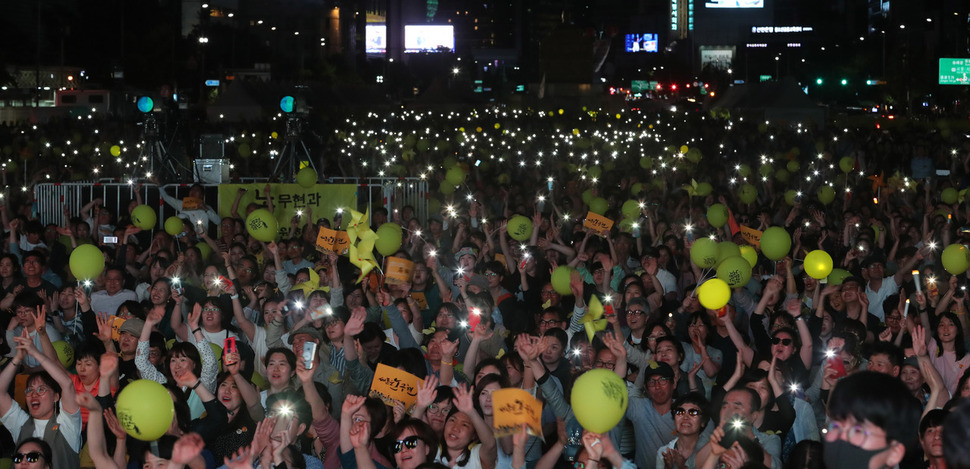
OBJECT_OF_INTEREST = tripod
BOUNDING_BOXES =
[136,114,183,182]
[271,114,316,182]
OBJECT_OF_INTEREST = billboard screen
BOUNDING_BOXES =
[625,34,659,53]
[705,0,764,8]
[404,25,454,53]
[939,58,970,85]
[365,24,386,54]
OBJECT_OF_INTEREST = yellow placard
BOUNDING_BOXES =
[740,225,763,248]
[492,388,543,439]
[385,257,415,285]
[410,291,428,310]
[182,197,203,210]
[370,363,423,412]
[315,227,351,255]
[111,316,126,342]
[583,211,614,236]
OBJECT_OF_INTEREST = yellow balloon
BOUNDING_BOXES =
[679,145,689,154]
[109,145,121,157]
[804,250,834,279]
[116,380,175,441]
[698,278,731,310]
[570,369,628,433]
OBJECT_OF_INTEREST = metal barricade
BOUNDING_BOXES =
[34,177,429,228]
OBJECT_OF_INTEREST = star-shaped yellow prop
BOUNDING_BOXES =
[581,294,609,342]
[344,208,382,284]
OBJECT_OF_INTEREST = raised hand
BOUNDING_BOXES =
[416,374,439,408]
[452,384,475,413]
[582,432,605,460]
[440,338,459,362]
[223,445,255,469]
[187,303,202,330]
[104,408,127,440]
[344,307,367,337]
[75,391,100,410]
[171,433,205,466]
[349,420,371,449]
[93,313,113,342]
[341,394,366,420]
[31,305,47,333]
[100,353,118,377]
[912,326,928,357]
[250,417,277,456]
[295,359,314,384]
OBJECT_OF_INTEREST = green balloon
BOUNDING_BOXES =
[717,241,742,265]
[196,242,213,262]
[375,223,404,256]
[817,186,836,205]
[296,167,318,188]
[739,184,758,204]
[717,256,752,288]
[827,268,852,285]
[238,143,252,158]
[164,217,184,236]
[737,164,751,177]
[786,160,799,173]
[551,266,575,295]
[839,156,855,173]
[739,245,758,267]
[445,167,466,186]
[774,168,790,183]
[589,197,609,215]
[695,182,713,197]
[416,139,431,151]
[246,208,279,242]
[630,183,644,196]
[942,187,959,205]
[507,215,533,241]
[587,166,602,179]
[440,183,456,195]
[131,205,157,230]
[707,204,729,228]
[621,200,640,219]
[639,157,653,169]
[686,148,703,163]
[69,244,105,281]
[689,238,718,269]
[116,379,175,441]
[760,226,792,261]
[784,190,798,206]
[942,244,970,275]
[760,164,773,177]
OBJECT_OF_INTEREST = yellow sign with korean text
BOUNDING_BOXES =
[492,388,543,439]
[583,211,614,236]
[410,291,428,310]
[370,364,424,412]
[385,257,415,285]
[740,225,763,248]
[315,227,351,255]
[182,197,203,210]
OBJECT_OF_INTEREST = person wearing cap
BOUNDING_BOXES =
[860,249,924,323]
[437,243,479,300]
[625,360,682,469]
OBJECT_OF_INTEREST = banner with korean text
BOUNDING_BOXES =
[217,184,357,239]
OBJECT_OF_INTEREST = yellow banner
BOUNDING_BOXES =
[492,388,543,439]
[583,211,614,236]
[370,363,424,413]
[740,225,763,248]
[217,184,357,239]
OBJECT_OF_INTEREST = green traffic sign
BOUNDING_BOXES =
[939,58,970,85]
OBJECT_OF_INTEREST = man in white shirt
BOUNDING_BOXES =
[90,266,138,316]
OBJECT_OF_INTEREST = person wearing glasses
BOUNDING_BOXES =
[822,371,920,469]
[0,328,81,469]
[695,387,780,469]
[12,438,52,469]
[657,392,713,469]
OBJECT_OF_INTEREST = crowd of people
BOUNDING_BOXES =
[2,108,970,469]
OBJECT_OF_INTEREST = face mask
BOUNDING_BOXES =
[823,439,886,469]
